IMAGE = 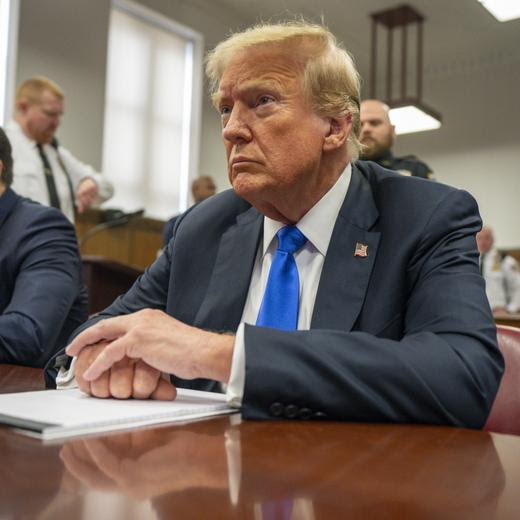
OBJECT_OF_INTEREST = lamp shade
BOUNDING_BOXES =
[478,0,520,22]
[389,102,442,135]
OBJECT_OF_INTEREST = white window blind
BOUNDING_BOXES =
[0,0,19,125]
[102,1,202,219]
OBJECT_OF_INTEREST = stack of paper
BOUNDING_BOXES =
[0,388,236,440]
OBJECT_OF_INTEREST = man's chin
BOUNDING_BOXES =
[231,175,270,203]
[37,135,54,145]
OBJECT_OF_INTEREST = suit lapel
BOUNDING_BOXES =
[311,165,381,331]
[194,207,263,332]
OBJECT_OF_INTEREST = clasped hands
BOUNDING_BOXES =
[75,178,99,213]
[66,309,234,400]
[60,425,231,500]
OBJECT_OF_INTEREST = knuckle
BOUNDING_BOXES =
[92,385,109,399]
[132,381,152,399]
[111,384,132,400]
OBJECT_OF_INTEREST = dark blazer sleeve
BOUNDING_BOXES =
[241,188,503,428]
[0,206,86,367]
[162,215,179,248]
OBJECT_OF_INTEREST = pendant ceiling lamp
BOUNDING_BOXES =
[369,4,442,135]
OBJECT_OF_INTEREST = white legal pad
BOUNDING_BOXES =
[0,388,236,440]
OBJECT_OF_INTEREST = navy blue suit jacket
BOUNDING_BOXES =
[0,188,88,367]
[64,162,503,427]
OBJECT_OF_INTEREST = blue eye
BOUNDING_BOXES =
[220,106,231,115]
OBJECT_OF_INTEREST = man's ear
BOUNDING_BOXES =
[323,114,352,152]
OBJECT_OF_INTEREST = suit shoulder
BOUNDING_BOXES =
[10,197,77,243]
[18,196,74,226]
[354,160,472,210]
[178,189,252,228]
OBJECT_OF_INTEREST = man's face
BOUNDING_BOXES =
[476,228,494,254]
[216,46,330,220]
[359,100,395,160]
[192,178,216,203]
[22,90,64,144]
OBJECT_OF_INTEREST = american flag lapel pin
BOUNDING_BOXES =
[354,242,368,258]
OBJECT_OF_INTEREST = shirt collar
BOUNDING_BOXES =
[7,119,39,150]
[262,163,352,257]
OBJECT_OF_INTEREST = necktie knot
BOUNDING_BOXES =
[276,226,307,255]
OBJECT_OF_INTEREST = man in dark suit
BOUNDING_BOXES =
[0,127,88,367]
[66,22,502,428]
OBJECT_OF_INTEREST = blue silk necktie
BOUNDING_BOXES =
[256,225,307,330]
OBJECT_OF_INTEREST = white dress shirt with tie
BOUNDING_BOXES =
[6,120,113,223]
[227,164,352,406]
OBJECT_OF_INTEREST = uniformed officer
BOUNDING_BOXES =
[360,99,434,179]
[476,227,520,314]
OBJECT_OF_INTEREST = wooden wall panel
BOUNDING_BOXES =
[76,209,164,270]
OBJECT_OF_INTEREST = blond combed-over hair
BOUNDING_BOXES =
[15,76,64,106]
[205,21,362,157]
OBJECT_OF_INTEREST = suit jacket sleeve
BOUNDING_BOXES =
[0,207,85,366]
[242,188,503,428]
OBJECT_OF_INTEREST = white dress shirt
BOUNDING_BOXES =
[481,248,520,313]
[226,164,352,406]
[6,120,113,222]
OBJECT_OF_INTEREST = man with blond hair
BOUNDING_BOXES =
[6,76,113,222]
[63,22,501,428]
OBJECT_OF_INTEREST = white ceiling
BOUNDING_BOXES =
[209,0,520,83]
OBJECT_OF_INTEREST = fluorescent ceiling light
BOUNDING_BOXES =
[389,105,441,135]
[478,0,520,22]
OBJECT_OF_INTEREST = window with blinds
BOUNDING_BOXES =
[102,0,202,219]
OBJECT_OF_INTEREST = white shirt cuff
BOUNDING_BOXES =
[55,357,78,389]
[226,323,246,408]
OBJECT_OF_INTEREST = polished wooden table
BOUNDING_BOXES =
[1,365,519,519]
[494,311,520,328]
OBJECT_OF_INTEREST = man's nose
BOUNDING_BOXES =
[222,106,252,144]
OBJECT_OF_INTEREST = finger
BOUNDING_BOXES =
[76,197,86,213]
[89,369,110,398]
[109,358,135,399]
[82,438,124,483]
[66,317,131,357]
[132,361,161,399]
[151,378,177,401]
[75,346,95,396]
[83,337,129,381]
[60,443,115,490]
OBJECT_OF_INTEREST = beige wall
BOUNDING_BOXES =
[16,0,110,170]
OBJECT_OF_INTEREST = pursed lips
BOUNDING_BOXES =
[231,156,259,165]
